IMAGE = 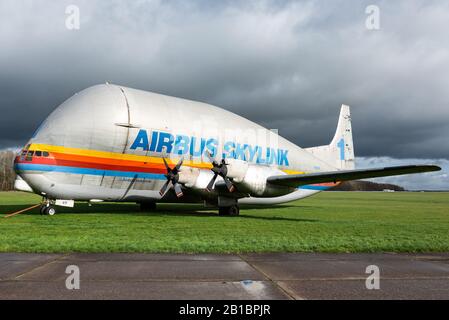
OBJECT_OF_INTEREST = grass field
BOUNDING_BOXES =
[0,191,448,253]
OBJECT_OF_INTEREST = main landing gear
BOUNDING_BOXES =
[140,202,157,212]
[218,205,240,216]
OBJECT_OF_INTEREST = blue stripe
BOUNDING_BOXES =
[299,185,331,191]
[16,163,333,190]
[15,163,166,180]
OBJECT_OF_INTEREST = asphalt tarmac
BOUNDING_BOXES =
[0,253,448,299]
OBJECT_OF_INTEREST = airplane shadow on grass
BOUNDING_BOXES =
[0,203,320,223]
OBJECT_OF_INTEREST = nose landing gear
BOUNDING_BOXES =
[41,206,56,216]
[40,199,57,216]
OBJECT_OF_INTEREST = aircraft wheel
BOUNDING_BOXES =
[45,206,57,216]
[218,205,240,216]
[140,202,157,212]
[39,206,47,215]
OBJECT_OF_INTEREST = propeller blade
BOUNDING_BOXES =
[223,177,235,192]
[159,180,171,197]
[159,157,185,197]
[206,174,218,192]
[162,158,171,172]
[174,183,184,198]
[204,150,218,167]
[174,157,184,171]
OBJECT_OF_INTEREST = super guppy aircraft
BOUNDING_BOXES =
[13,84,440,216]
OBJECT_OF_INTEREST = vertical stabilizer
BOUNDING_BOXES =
[306,104,355,170]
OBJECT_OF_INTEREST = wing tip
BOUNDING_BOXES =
[383,165,441,173]
[418,165,441,172]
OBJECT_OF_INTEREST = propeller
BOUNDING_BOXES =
[159,158,184,198]
[204,152,235,193]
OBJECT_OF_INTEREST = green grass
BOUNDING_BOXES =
[0,191,448,253]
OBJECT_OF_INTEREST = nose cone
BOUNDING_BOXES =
[13,147,26,174]
[13,154,20,173]
[13,148,33,192]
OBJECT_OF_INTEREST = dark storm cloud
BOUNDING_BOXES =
[1,0,448,163]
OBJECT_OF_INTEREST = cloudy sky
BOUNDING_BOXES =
[1,0,448,189]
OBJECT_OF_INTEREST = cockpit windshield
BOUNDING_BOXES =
[20,147,50,162]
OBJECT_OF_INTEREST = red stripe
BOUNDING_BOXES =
[26,156,167,174]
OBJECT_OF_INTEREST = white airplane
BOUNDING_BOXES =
[13,84,440,215]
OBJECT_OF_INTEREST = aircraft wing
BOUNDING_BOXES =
[267,165,441,188]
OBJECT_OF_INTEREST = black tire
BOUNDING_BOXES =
[229,205,240,216]
[218,207,228,216]
[218,205,240,216]
[39,206,46,215]
[44,206,56,216]
[140,202,157,212]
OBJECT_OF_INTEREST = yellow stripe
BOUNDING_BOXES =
[283,169,305,175]
[29,143,212,169]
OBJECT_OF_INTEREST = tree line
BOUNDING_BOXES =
[0,150,16,191]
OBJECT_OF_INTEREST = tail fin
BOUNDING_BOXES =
[306,104,355,170]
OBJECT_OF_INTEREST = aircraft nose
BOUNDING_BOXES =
[13,153,21,173]
[12,150,33,192]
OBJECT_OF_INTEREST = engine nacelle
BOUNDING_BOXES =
[178,161,292,198]
[225,159,249,182]
[226,161,292,197]
[239,165,290,196]
[177,167,200,187]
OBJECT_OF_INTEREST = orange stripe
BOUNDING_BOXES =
[51,152,166,170]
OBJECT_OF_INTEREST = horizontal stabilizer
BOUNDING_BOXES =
[267,165,441,188]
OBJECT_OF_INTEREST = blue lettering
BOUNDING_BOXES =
[130,129,149,151]
[156,132,174,153]
[223,141,235,159]
[149,130,158,152]
[256,146,266,164]
[173,135,190,155]
[247,144,258,162]
[234,143,247,161]
[190,137,206,157]
[337,138,345,160]
[278,149,289,166]
[267,148,277,165]
[132,129,290,166]
[205,138,218,157]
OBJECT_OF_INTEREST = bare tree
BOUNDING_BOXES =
[0,150,17,191]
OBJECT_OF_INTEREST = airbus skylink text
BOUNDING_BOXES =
[130,129,290,165]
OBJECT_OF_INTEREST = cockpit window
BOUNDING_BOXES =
[25,150,34,161]
[19,145,32,161]
[19,150,27,161]
[35,151,42,157]
[43,151,49,157]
